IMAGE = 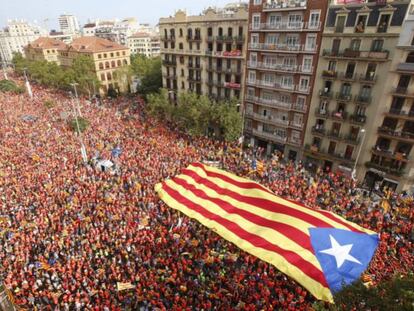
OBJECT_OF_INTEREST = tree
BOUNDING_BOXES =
[69,117,90,134]
[130,54,162,96]
[71,55,100,95]
[146,90,242,141]
[0,79,25,94]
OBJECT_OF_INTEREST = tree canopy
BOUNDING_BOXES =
[130,54,162,96]
[12,53,100,93]
[147,89,242,141]
[0,79,25,94]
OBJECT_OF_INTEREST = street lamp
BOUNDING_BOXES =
[70,82,82,117]
[23,67,33,99]
[69,89,88,164]
[352,128,366,180]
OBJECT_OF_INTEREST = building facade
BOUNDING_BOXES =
[364,6,414,193]
[58,14,80,35]
[59,37,130,94]
[128,32,160,57]
[303,0,412,191]
[159,3,248,102]
[24,37,67,64]
[243,0,329,160]
[0,20,46,63]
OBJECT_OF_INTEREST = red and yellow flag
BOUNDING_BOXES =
[155,163,377,302]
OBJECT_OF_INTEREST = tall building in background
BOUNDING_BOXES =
[128,32,160,57]
[0,20,46,63]
[159,3,248,102]
[303,0,412,191]
[58,14,80,35]
[243,0,328,160]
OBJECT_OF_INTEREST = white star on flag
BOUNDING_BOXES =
[320,235,362,269]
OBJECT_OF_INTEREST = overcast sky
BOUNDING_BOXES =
[1,0,238,30]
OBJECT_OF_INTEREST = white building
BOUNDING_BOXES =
[0,20,46,63]
[58,14,80,34]
[128,32,160,57]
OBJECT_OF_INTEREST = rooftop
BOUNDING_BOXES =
[26,37,67,50]
[68,36,129,53]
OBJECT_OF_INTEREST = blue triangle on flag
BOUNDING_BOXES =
[309,228,379,293]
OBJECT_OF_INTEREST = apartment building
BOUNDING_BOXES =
[59,37,130,94]
[365,9,414,193]
[0,20,46,63]
[303,0,412,189]
[58,14,80,35]
[244,0,328,160]
[159,3,248,102]
[24,37,67,64]
[128,32,160,57]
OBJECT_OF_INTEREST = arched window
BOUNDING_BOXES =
[187,28,193,39]
[406,51,414,63]
[164,29,167,38]
[123,59,128,65]
[107,72,112,80]
[179,28,183,37]
[105,62,110,69]
[111,60,116,68]
[117,60,122,66]
[100,73,106,81]
[99,62,104,70]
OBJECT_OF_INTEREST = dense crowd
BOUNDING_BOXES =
[0,79,413,310]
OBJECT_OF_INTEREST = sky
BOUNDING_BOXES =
[0,0,236,30]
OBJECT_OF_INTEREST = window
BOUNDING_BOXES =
[305,34,316,51]
[100,73,105,81]
[335,15,346,33]
[299,77,310,92]
[248,70,256,83]
[350,39,361,51]
[251,34,259,46]
[265,34,278,45]
[371,39,384,52]
[288,14,302,28]
[99,62,104,70]
[281,76,293,88]
[250,52,257,66]
[268,15,282,28]
[117,60,121,66]
[252,15,261,30]
[286,35,299,48]
[377,14,391,33]
[111,60,115,67]
[98,54,102,59]
[309,11,320,29]
[179,28,183,37]
[110,52,114,57]
[328,61,336,72]
[407,52,414,63]
[254,0,261,4]
[355,15,368,33]
[302,57,313,73]
[105,62,110,69]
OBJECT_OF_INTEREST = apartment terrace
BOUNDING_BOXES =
[247,61,313,75]
[250,22,321,32]
[249,43,317,54]
[322,49,389,62]
[263,0,307,12]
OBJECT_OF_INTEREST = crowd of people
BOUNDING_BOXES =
[0,78,413,310]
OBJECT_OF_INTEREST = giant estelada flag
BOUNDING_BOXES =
[155,163,379,302]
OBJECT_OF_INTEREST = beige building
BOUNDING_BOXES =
[128,32,160,57]
[24,37,67,64]
[159,3,248,102]
[59,36,130,94]
[303,0,412,191]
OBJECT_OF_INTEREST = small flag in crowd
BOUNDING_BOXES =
[116,282,136,291]
[155,163,379,302]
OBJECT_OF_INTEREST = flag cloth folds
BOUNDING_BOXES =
[155,163,379,302]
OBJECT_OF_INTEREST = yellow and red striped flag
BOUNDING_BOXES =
[155,163,379,303]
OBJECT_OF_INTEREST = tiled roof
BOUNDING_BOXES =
[68,36,129,53]
[26,37,67,50]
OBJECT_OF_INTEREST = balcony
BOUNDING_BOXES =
[338,72,357,81]
[252,113,290,127]
[336,92,353,102]
[315,108,329,118]
[319,89,333,99]
[162,73,177,80]
[186,36,202,42]
[245,95,292,110]
[249,43,317,54]
[162,60,177,66]
[371,147,409,162]
[304,145,355,164]
[386,109,414,120]
[252,129,287,144]
[322,49,389,61]
[208,65,242,75]
[354,94,372,105]
[343,134,360,145]
[378,126,414,142]
[330,111,347,121]
[246,79,294,91]
[288,136,302,146]
[248,61,313,74]
[391,87,414,98]
[161,36,176,42]
[396,62,414,73]
[223,82,241,89]
[322,70,337,79]
[291,103,307,112]
[349,114,367,125]
[289,121,303,129]
[250,22,321,32]
[206,79,222,87]
[263,0,307,11]
[311,126,326,136]
[359,73,377,84]
[365,161,406,177]
[206,50,243,58]
[188,63,203,70]
[187,76,202,83]
[327,131,342,140]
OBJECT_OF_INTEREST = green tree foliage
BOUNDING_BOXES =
[0,79,25,94]
[130,54,162,96]
[147,89,242,141]
[44,99,56,109]
[69,117,90,134]
[12,53,100,93]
